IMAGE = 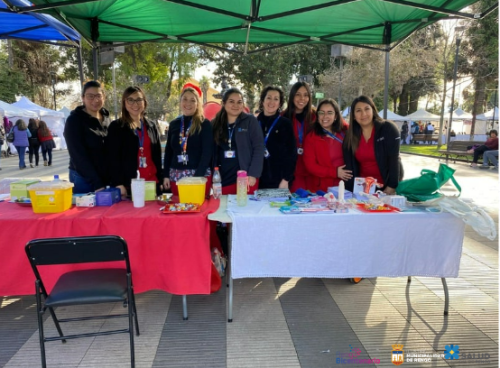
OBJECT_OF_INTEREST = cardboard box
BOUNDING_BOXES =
[76,194,96,207]
[328,186,353,200]
[145,181,156,201]
[96,187,121,206]
[10,179,40,200]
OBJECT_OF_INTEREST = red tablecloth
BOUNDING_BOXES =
[0,199,220,296]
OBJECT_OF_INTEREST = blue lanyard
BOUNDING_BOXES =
[259,115,281,145]
[227,122,237,150]
[296,116,304,146]
[135,120,144,148]
[323,129,344,144]
[179,116,192,153]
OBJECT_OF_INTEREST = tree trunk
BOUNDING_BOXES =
[470,78,486,140]
[409,91,419,113]
[398,83,409,116]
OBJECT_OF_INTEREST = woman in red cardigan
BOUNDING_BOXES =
[304,98,352,192]
[38,120,56,166]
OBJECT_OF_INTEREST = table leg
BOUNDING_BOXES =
[228,224,233,323]
[441,278,449,316]
[182,295,188,320]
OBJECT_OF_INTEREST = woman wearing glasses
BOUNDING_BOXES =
[107,86,163,198]
[303,99,352,192]
[163,85,213,196]
[64,80,111,193]
[212,88,264,194]
[256,85,296,189]
[282,81,316,192]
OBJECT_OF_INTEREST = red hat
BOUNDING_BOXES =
[182,83,202,98]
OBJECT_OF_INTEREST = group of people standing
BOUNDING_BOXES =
[64,80,403,197]
[1,117,56,170]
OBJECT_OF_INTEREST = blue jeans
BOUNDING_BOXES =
[69,169,95,194]
[482,150,499,167]
[15,145,27,168]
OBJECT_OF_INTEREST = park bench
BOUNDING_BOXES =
[438,140,486,163]
[412,134,439,144]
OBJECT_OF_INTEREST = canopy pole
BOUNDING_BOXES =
[77,42,85,93]
[382,22,391,120]
[92,47,98,80]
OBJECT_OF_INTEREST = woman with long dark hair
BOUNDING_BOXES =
[303,98,352,192]
[12,119,30,170]
[343,95,403,194]
[27,118,40,168]
[107,86,163,197]
[212,88,264,194]
[257,85,296,189]
[282,81,316,191]
[38,120,56,166]
[163,86,213,196]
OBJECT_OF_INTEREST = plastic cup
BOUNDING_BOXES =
[131,178,145,208]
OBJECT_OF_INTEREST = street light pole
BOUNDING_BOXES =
[50,72,57,110]
[446,28,464,159]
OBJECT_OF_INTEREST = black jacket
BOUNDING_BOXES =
[342,119,403,191]
[64,106,110,189]
[107,117,163,191]
[257,112,297,188]
[164,116,213,177]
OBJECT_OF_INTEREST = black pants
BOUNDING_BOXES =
[473,145,489,163]
[42,147,53,165]
[29,143,40,165]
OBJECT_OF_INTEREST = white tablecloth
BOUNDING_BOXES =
[227,197,464,279]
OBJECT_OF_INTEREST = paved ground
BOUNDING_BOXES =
[0,151,498,368]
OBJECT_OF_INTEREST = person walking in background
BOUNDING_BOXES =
[64,80,110,193]
[27,118,40,168]
[12,119,31,170]
[256,85,297,189]
[282,81,316,192]
[107,86,163,198]
[38,120,56,166]
[0,123,4,170]
[401,121,409,145]
[212,88,264,194]
[163,85,213,196]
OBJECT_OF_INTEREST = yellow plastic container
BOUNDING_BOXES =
[28,180,74,213]
[177,177,207,205]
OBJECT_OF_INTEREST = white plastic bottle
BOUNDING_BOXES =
[212,167,222,199]
[236,170,248,207]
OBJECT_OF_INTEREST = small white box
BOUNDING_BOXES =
[76,194,96,207]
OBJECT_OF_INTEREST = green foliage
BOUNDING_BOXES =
[0,52,31,103]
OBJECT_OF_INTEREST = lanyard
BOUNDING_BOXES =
[296,116,304,146]
[259,115,280,145]
[179,116,192,153]
[136,120,144,149]
[227,121,237,150]
[323,129,345,144]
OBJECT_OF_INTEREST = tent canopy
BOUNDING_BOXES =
[404,108,440,121]
[0,0,79,43]
[58,106,72,118]
[378,109,406,121]
[451,108,473,120]
[0,100,38,118]
[476,107,499,121]
[12,96,64,117]
[10,0,494,52]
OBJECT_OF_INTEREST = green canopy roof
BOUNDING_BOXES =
[7,0,496,52]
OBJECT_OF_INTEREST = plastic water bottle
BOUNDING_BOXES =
[236,170,248,207]
[212,167,222,199]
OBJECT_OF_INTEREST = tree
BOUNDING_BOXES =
[0,51,31,103]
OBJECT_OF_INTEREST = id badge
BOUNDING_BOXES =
[297,147,304,155]
[177,154,189,164]
[264,149,270,158]
[224,150,236,158]
[139,156,147,168]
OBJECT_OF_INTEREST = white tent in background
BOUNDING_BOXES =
[378,109,406,121]
[342,107,350,118]
[0,100,38,120]
[476,107,499,121]
[58,106,72,119]
[451,108,473,120]
[404,109,440,121]
[12,97,66,149]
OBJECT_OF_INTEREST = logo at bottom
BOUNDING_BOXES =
[392,344,404,366]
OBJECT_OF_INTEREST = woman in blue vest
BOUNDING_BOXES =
[12,119,31,170]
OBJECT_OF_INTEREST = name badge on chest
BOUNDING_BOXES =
[224,150,236,159]
[177,154,189,164]
[264,149,270,158]
[297,148,304,155]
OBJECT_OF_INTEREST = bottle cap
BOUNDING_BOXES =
[54,175,59,180]
[215,167,219,171]
[237,170,247,177]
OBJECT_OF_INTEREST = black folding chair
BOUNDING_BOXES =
[25,235,140,368]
